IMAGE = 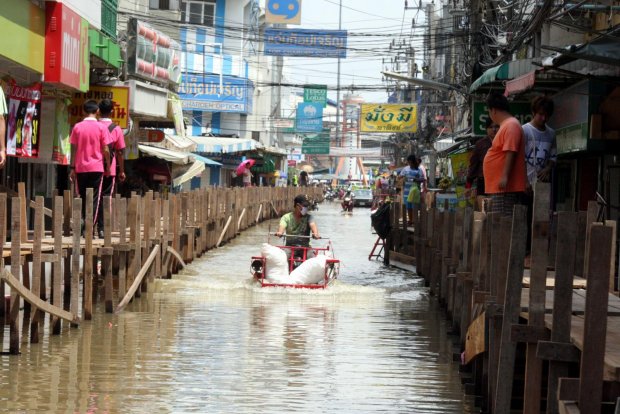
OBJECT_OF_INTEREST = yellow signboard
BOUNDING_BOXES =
[69,86,130,128]
[266,0,302,24]
[360,104,418,133]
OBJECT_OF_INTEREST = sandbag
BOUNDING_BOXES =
[261,243,289,283]
[289,255,328,284]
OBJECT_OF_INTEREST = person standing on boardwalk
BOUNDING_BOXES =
[398,154,424,226]
[69,100,112,233]
[97,99,126,238]
[466,117,498,196]
[482,93,527,216]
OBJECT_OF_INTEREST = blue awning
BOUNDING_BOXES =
[191,153,222,166]
[188,136,258,154]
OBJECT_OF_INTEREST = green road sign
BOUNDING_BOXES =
[303,84,327,107]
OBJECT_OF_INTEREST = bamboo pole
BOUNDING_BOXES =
[216,216,232,247]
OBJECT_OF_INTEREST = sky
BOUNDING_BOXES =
[282,0,426,104]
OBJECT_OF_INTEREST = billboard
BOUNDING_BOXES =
[69,86,130,128]
[296,102,323,133]
[6,82,42,158]
[264,28,347,58]
[179,74,254,113]
[360,104,418,133]
[266,0,302,24]
[126,18,181,86]
[45,2,90,92]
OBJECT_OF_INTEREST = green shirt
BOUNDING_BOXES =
[279,212,315,246]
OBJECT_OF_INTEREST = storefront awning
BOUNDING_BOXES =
[172,160,205,187]
[469,59,536,93]
[504,71,537,96]
[138,144,192,164]
[191,153,222,166]
[189,136,259,154]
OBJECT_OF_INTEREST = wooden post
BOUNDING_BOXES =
[30,196,44,343]
[18,182,27,243]
[70,197,82,327]
[545,211,578,414]
[103,196,113,313]
[51,196,63,335]
[117,198,128,297]
[84,188,94,319]
[523,182,551,413]
[493,205,527,413]
[0,194,6,319]
[578,225,613,413]
[9,197,22,354]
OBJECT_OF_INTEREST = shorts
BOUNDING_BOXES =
[487,192,524,216]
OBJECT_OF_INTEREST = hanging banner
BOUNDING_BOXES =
[168,93,186,137]
[296,102,323,133]
[6,82,42,158]
[266,0,302,24]
[52,98,71,165]
[360,104,417,133]
[449,150,475,208]
[264,28,347,58]
[303,84,327,107]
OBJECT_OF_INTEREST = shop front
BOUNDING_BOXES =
[551,79,620,212]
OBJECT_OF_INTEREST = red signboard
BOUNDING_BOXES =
[288,160,297,167]
[45,2,89,91]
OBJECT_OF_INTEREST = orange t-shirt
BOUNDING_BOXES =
[483,117,527,194]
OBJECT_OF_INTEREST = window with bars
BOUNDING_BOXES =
[181,0,216,27]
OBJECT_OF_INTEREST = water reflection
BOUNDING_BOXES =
[0,202,473,413]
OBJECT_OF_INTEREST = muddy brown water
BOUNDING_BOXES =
[1,202,474,413]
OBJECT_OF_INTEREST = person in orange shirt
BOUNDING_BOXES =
[482,92,527,216]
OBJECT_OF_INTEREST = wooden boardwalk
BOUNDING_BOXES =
[0,185,322,355]
[386,182,619,413]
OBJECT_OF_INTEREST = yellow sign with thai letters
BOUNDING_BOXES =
[360,104,418,133]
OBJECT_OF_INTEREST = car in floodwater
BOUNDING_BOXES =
[352,189,373,207]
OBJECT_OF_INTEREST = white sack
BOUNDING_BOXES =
[289,255,328,284]
[261,243,290,283]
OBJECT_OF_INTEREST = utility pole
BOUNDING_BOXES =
[335,0,342,150]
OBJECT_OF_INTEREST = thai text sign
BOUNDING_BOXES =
[7,82,42,158]
[264,28,347,58]
[69,86,130,128]
[302,129,330,154]
[179,74,253,113]
[296,102,323,133]
[472,101,532,136]
[266,0,302,24]
[304,85,327,106]
[45,2,90,92]
[360,104,417,133]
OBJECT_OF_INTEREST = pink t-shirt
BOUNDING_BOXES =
[99,119,126,177]
[70,117,112,173]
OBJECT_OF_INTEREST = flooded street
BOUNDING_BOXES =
[1,201,474,413]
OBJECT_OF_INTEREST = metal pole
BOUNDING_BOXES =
[335,0,342,148]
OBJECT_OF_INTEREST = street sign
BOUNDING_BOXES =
[296,102,323,132]
[302,129,330,154]
[266,0,302,24]
[264,28,347,58]
[304,85,327,107]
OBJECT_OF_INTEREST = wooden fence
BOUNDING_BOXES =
[0,185,322,355]
[388,182,620,413]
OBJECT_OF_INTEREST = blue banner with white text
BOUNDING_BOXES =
[264,28,347,58]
